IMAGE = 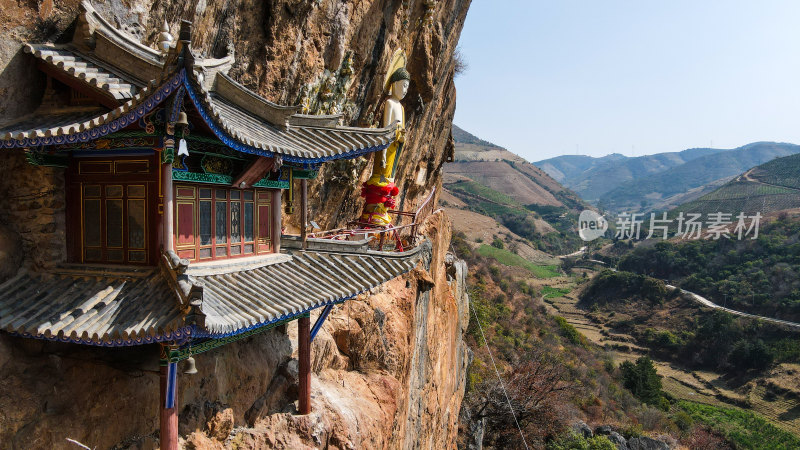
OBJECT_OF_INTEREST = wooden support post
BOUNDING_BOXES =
[300,179,308,250]
[162,162,174,251]
[298,315,311,414]
[159,362,179,450]
[272,189,282,253]
[378,230,386,251]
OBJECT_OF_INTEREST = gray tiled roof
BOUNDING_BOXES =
[193,244,430,337]
[25,44,139,100]
[0,244,430,345]
[198,93,397,161]
[8,1,398,161]
[7,43,396,161]
[0,108,106,140]
[0,266,185,345]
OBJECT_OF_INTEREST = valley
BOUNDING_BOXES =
[449,125,800,448]
[542,279,800,437]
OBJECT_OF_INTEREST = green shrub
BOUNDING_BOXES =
[673,410,693,432]
[554,316,586,347]
[491,237,505,249]
[547,432,617,450]
[621,423,643,439]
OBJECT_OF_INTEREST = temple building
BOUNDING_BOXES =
[0,2,432,448]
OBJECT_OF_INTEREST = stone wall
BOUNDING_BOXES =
[0,151,66,272]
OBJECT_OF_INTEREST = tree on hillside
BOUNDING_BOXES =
[620,356,663,406]
[469,347,576,447]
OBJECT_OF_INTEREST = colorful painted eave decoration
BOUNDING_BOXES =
[172,169,290,189]
[10,325,195,348]
[1,67,394,165]
[0,71,184,149]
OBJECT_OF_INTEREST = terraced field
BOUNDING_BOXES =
[750,152,800,189]
[674,181,800,216]
[672,152,800,217]
[543,288,648,357]
[542,284,800,437]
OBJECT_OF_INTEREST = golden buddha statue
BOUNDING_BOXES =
[360,51,410,226]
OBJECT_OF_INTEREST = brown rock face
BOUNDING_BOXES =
[0,0,471,448]
[1,0,469,231]
[0,152,65,274]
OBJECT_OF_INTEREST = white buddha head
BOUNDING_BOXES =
[388,67,410,100]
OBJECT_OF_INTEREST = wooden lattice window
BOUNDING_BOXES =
[66,156,158,265]
[81,183,148,263]
[174,184,273,262]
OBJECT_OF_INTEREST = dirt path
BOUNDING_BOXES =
[736,168,800,192]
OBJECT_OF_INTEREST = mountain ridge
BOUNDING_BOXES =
[671,151,800,217]
[532,142,799,212]
[602,142,800,211]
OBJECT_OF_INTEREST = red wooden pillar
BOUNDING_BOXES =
[298,315,311,414]
[159,362,179,450]
[272,189,282,253]
[300,179,308,250]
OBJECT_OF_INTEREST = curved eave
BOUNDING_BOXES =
[0,71,184,149]
[10,326,194,347]
[193,242,431,339]
[184,73,397,164]
[0,267,192,348]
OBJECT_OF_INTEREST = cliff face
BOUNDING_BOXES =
[0,0,469,226]
[0,212,470,449]
[0,0,471,448]
[186,211,471,449]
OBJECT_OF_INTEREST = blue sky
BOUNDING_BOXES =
[453,1,800,162]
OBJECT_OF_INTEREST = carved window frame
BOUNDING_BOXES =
[65,155,159,265]
[173,184,273,262]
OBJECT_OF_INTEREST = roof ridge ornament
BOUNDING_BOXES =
[158,21,174,55]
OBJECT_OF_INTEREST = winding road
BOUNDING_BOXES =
[666,284,800,330]
[557,246,800,329]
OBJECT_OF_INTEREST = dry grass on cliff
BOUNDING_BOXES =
[451,232,685,448]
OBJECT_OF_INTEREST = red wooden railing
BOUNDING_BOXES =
[309,186,438,252]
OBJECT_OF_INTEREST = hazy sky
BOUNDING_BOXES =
[453,1,800,162]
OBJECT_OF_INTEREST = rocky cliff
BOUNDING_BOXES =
[0,0,472,448]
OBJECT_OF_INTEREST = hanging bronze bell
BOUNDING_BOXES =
[184,356,198,375]
[176,111,189,127]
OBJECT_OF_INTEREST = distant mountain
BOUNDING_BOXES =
[449,125,587,211]
[600,142,800,212]
[672,152,800,217]
[450,124,526,163]
[446,125,589,254]
[535,148,728,202]
[535,153,627,185]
